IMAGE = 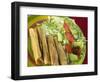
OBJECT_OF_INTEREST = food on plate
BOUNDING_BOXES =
[28,16,86,66]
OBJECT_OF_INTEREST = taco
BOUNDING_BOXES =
[28,15,86,66]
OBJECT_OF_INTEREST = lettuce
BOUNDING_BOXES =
[41,16,68,45]
[69,53,78,62]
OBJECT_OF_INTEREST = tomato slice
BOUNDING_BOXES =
[65,44,72,53]
[64,21,75,53]
[64,21,74,43]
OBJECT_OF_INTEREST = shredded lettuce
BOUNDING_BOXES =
[40,16,68,45]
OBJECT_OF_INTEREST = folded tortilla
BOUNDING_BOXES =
[54,37,67,65]
[47,35,59,65]
[28,34,36,66]
[37,27,51,65]
[29,28,43,65]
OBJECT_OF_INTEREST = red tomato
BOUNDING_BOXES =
[65,44,72,53]
[65,32,74,43]
[64,21,75,53]
[64,21,74,43]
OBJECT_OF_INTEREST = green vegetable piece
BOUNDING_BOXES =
[57,32,63,42]
[69,53,78,62]
[63,39,68,45]
[73,41,84,49]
